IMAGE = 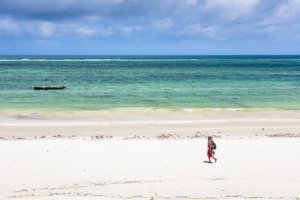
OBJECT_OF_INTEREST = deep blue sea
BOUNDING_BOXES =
[0,55,300,110]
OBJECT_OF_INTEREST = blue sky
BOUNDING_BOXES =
[0,0,300,55]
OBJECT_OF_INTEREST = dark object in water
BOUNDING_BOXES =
[33,85,67,90]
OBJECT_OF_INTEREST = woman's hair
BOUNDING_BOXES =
[208,136,212,140]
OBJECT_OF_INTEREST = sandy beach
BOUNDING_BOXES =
[1,108,300,138]
[1,138,299,200]
[0,109,300,200]
[2,0,300,198]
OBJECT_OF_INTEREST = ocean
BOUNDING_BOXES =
[0,55,300,111]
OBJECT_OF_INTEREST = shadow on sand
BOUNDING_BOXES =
[203,161,213,164]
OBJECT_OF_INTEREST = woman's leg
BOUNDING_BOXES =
[208,156,211,163]
[208,151,212,163]
[211,154,217,162]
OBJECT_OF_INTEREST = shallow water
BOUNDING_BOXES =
[1,55,300,110]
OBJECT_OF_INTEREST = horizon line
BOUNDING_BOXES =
[1,54,300,56]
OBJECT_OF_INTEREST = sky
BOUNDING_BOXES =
[0,0,300,55]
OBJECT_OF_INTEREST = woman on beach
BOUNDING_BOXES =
[207,136,217,163]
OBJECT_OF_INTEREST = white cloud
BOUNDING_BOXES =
[55,24,113,37]
[255,0,300,40]
[267,0,300,23]
[96,27,114,37]
[75,26,96,36]
[39,22,55,37]
[0,18,114,38]
[276,0,300,19]
[152,18,173,31]
[0,18,19,34]
[118,26,142,36]
[203,0,260,20]
[1,0,300,43]
[83,15,102,23]
[182,24,226,40]
[185,0,197,6]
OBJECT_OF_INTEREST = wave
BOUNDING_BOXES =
[0,58,201,62]
[0,58,121,62]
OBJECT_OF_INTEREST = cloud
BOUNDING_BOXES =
[185,0,198,6]
[0,0,124,20]
[262,0,300,25]
[0,18,112,38]
[202,0,261,21]
[0,17,19,34]
[0,0,299,43]
[118,25,143,36]
[0,0,171,20]
[152,18,173,31]
[182,24,226,40]
[273,0,300,21]
[39,22,55,37]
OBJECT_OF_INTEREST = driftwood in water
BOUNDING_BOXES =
[33,85,67,90]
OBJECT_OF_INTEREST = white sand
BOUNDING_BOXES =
[1,109,299,199]
[1,138,299,200]
[1,109,300,138]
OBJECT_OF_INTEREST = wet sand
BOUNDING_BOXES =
[1,108,300,138]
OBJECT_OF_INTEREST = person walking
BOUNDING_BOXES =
[207,136,217,163]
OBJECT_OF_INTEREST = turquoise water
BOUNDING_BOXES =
[0,55,300,110]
